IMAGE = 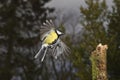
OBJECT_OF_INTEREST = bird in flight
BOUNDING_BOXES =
[34,20,70,62]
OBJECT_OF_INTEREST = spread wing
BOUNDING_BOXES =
[40,20,55,41]
[51,39,71,59]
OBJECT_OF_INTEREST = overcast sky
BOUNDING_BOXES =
[45,0,113,10]
[45,0,114,35]
[45,0,85,9]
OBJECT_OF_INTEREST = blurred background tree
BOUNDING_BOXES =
[0,0,120,80]
[107,0,120,79]
[0,0,53,80]
[0,0,79,80]
[70,0,108,79]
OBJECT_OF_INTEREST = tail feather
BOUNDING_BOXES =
[34,44,48,62]
[41,47,48,62]
[51,39,70,59]
[34,46,44,59]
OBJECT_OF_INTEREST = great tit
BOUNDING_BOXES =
[34,20,70,62]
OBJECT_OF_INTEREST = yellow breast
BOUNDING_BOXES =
[43,30,58,45]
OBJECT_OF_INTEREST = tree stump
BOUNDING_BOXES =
[90,43,108,80]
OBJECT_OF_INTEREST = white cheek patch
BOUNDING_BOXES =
[56,30,62,35]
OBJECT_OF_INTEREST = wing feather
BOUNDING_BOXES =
[51,39,70,59]
[38,20,70,60]
[40,20,55,37]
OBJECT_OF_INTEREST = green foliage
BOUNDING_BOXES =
[90,54,99,80]
[80,0,108,54]
[71,0,109,79]
[0,0,120,80]
[70,46,91,80]
[0,0,53,79]
[107,0,120,79]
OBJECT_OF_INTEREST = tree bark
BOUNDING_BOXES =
[90,43,108,80]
